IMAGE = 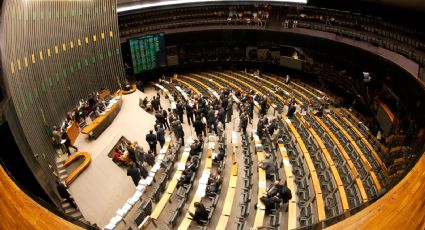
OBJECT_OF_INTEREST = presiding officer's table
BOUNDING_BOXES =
[81,92,123,139]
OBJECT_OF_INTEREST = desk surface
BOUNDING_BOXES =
[81,93,122,134]
[192,73,225,89]
[222,188,236,216]
[285,119,326,221]
[326,114,381,191]
[311,113,368,202]
[334,109,388,176]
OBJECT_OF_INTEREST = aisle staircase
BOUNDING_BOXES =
[55,156,88,224]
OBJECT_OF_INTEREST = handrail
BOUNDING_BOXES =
[0,161,85,229]
[63,152,91,186]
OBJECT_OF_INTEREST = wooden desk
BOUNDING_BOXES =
[231,164,238,176]
[178,195,202,230]
[150,193,171,220]
[182,75,218,99]
[230,71,288,108]
[174,77,201,95]
[326,114,382,192]
[297,114,350,211]
[327,154,425,230]
[215,215,229,230]
[192,73,225,89]
[229,175,237,188]
[285,119,326,221]
[81,93,123,138]
[252,210,265,229]
[222,188,236,216]
[203,72,246,95]
[311,113,368,202]
[334,109,388,176]
[278,144,298,229]
[66,122,79,145]
[221,72,281,111]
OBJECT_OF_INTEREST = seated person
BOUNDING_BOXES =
[112,148,128,166]
[177,168,193,188]
[258,153,276,179]
[189,202,209,225]
[212,146,225,163]
[265,180,280,198]
[142,97,149,108]
[186,158,198,172]
[190,139,202,156]
[145,150,156,167]
[160,152,175,168]
[206,171,222,196]
[260,194,282,214]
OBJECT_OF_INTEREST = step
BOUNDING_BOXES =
[57,169,67,175]
[57,164,65,170]
[59,174,68,180]
[69,212,83,219]
[64,208,78,215]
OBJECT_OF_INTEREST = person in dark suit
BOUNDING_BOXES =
[193,116,204,137]
[186,102,194,126]
[162,109,170,130]
[177,123,185,146]
[145,150,155,166]
[146,130,157,155]
[260,194,282,214]
[189,202,209,224]
[240,112,249,135]
[127,164,141,186]
[176,101,184,123]
[156,126,165,148]
[61,128,78,156]
[56,181,77,209]
[151,96,160,111]
[138,164,149,179]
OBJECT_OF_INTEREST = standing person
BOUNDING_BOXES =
[145,130,157,155]
[186,102,194,126]
[156,125,165,148]
[155,111,165,129]
[176,100,184,123]
[216,120,224,139]
[127,163,141,186]
[151,96,160,112]
[201,114,208,136]
[218,107,226,129]
[61,128,78,156]
[193,116,204,137]
[162,109,170,130]
[56,181,77,209]
[226,98,233,123]
[177,123,185,146]
[240,112,249,135]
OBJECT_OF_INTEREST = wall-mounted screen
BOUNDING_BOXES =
[129,33,166,74]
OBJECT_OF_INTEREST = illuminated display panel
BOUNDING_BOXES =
[129,33,166,74]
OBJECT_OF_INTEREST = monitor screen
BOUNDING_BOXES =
[129,33,166,74]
